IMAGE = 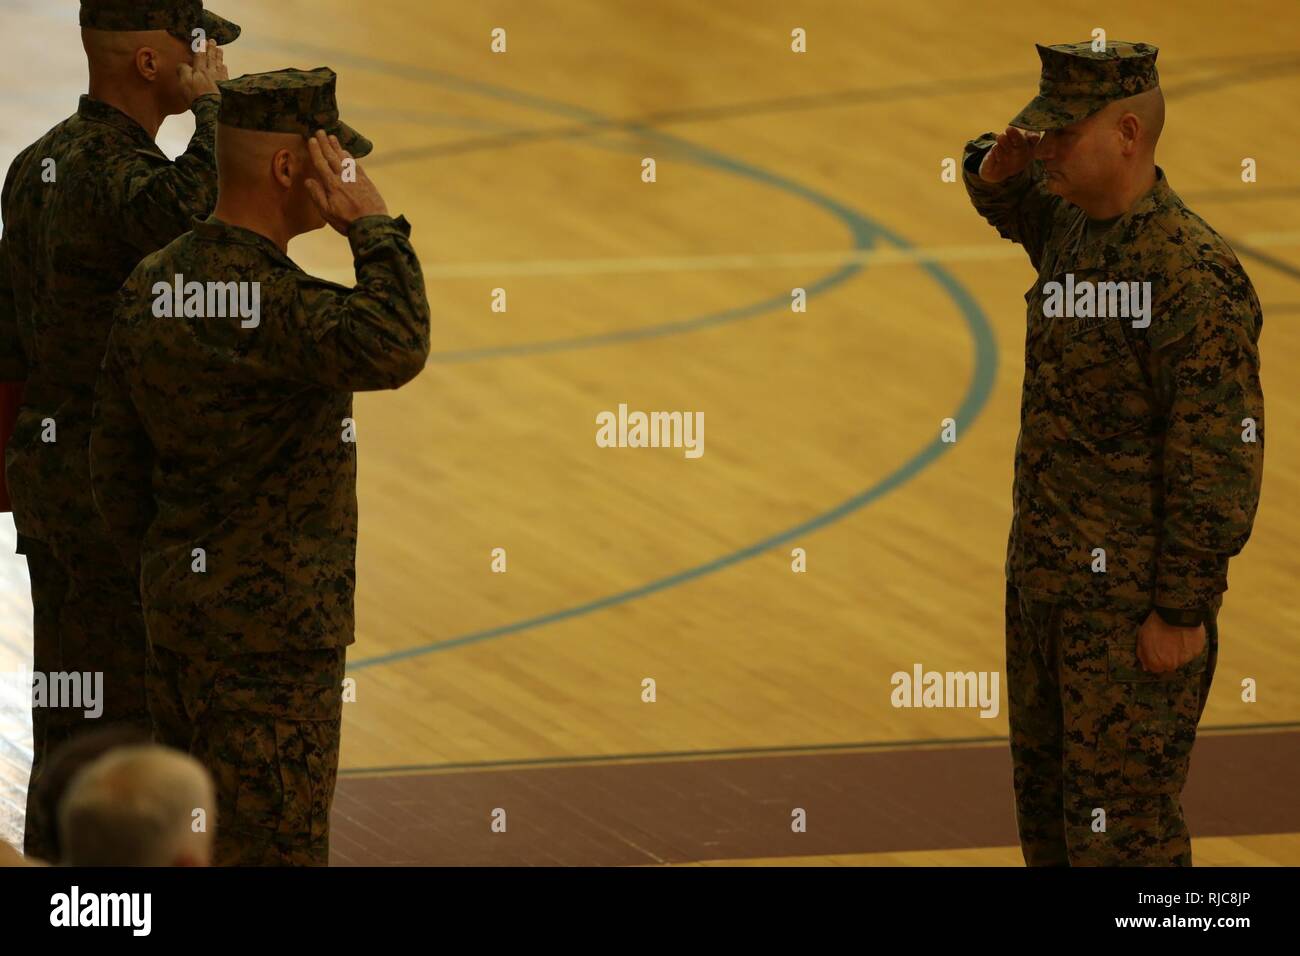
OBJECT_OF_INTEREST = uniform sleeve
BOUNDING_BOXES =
[962,132,1063,271]
[90,309,156,576]
[0,160,27,381]
[0,231,24,381]
[266,214,431,391]
[117,94,222,257]
[1150,260,1264,612]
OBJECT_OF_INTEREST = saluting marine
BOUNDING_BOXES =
[964,41,1264,865]
[0,0,238,860]
[90,68,431,865]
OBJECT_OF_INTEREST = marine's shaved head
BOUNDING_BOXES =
[215,125,326,244]
[1122,86,1165,151]
[81,27,194,120]
[81,27,188,78]
[82,27,172,61]
[217,125,310,186]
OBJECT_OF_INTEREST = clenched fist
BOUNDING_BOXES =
[1137,610,1207,674]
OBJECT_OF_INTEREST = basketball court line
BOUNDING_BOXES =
[343,228,1294,285]
[261,39,1292,673]
[338,719,1300,778]
[352,50,1300,163]
[328,730,1300,864]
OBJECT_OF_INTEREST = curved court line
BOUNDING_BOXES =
[243,38,883,361]
[274,46,1000,668]
[427,262,863,363]
[422,134,880,362]
[262,40,1300,360]
[353,265,994,669]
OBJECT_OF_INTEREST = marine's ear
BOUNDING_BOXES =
[1116,111,1143,154]
[271,147,296,189]
[134,45,163,83]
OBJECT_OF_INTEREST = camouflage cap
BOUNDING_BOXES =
[1010,41,1159,131]
[80,0,240,46]
[216,68,373,158]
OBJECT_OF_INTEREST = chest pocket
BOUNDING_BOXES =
[1060,318,1151,440]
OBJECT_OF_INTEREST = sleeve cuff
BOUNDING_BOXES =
[964,140,992,176]
[1154,546,1227,612]
[1154,606,1204,628]
[347,214,412,253]
[191,93,221,124]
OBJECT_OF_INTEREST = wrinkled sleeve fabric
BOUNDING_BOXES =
[261,214,431,392]
[1150,259,1264,612]
[962,132,1063,271]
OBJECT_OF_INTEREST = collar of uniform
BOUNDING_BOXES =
[77,95,158,150]
[191,215,303,271]
[1070,166,1176,271]
[1123,165,1176,224]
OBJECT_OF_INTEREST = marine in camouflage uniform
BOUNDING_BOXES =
[90,68,431,866]
[963,42,1264,865]
[0,0,239,860]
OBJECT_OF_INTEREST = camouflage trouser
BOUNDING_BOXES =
[19,531,148,860]
[1005,582,1218,866]
[21,535,66,861]
[147,644,345,867]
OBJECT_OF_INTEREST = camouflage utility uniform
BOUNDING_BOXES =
[91,68,430,865]
[964,42,1264,865]
[0,0,240,859]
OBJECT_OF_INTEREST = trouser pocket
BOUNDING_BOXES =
[203,666,344,845]
[1104,640,1210,797]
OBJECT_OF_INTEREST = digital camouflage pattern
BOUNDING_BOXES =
[965,94,1263,865]
[79,0,241,47]
[148,643,345,866]
[0,91,226,856]
[1006,583,1218,865]
[218,68,372,158]
[964,145,1264,615]
[93,208,428,864]
[20,540,67,861]
[1011,41,1160,132]
[90,213,430,657]
[0,94,223,543]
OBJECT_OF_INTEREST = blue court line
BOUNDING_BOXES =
[254,43,999,668]
[247,39,884,361]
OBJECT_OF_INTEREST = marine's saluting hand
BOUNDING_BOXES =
[305,130,390,235]
[178,41,228,104]
[979,125,1042,183]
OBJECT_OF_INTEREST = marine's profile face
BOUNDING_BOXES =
[296,175,329,233]
[287,140,329,234]
[154,32,201,115]
[1031,108,1122,207]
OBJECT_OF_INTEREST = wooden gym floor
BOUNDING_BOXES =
[1,0,1297,864]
